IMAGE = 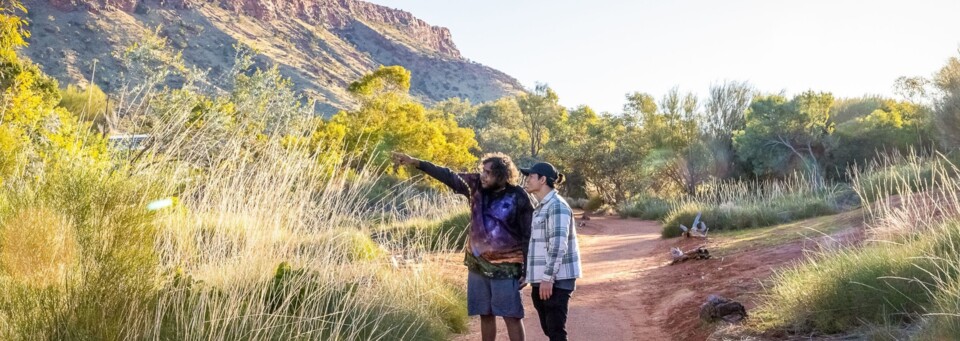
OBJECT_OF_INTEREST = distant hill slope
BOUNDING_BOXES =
[20,0,524,114]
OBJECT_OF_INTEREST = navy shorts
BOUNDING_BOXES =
[466,270,524,318]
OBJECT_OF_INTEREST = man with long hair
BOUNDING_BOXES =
[392,151,533,341]
[522,162,581,341]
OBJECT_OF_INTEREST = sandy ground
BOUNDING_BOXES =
[451,212,863,341]
[452,215,671,341]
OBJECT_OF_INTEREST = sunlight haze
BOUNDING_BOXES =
[367,0,960,113]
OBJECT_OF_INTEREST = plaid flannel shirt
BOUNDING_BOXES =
[526,190,581,283]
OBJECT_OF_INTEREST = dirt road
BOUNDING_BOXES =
[451,211,863,340]
[453,214,673,341]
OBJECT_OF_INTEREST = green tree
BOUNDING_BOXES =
[433,97,474,123]
[436,97,527,157]
[321,66,478,173]
[641,88,706,195]
[0,0,28,63]
[623,92,658,124]
[543,105,601,198]
[347,65,411,98]
[118,26,189,90]
[704,81,753,142]
[517,83,565,158]
[659,86,699,120]
[831,98,933,172]
[595,114,648,203]
[701,81,754,179]
[643,88,698,151]
[933,53,960,150]
[830,95,885,124]
[894,76,931,103]
[562,110,648,204]
[0,1,106,182]
[733,91,835,184]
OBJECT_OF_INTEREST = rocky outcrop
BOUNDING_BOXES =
[45,0,460,58]
[23,0,523,115]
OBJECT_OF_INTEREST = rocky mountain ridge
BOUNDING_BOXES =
[21,0,523,114]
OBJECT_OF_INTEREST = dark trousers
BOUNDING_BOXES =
[531,286,572,341]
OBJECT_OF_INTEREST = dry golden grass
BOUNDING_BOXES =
[0,206,78,288]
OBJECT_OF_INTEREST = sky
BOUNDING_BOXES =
[365,0,960,114]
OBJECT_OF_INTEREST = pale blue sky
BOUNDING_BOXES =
[367,0,960,114]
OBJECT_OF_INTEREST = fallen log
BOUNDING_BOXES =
[669,246,711,265]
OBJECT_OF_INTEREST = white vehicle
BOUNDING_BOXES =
[107,134,149,151]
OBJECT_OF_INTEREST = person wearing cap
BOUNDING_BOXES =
[392,151,533,341]
[521,162,581,341]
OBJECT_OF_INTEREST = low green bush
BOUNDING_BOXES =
[618,195,672,220]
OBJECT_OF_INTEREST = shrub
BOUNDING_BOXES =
[58,84,112,131]
[618,195,672,220]
[0,160,162,340]
[583,195,604,212]
[298,229,386,262]
[566,197,588,210]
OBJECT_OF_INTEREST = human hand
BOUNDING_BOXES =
[519,276,527,290]
[539,281,553,300]
[391,152,419,167]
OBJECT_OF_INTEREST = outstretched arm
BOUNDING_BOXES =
[392,152,473,197]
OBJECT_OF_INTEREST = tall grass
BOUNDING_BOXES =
[375,208,471,254]
[0,66,470,340]
[852,150,955,204]
[656,174,853,237]
[754,154,960,337]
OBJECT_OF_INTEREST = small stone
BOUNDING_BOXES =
[699,294,747,323]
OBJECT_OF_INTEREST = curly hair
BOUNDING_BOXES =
[481,153,521,186]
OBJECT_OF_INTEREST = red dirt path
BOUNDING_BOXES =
[451,213,863,341]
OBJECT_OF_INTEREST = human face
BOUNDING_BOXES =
[479,162,502,190]
[523,173,544,194]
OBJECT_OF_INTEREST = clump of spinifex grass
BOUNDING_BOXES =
[658,173,853,237]
[753,154,960,337]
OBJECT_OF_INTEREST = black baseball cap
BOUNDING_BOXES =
[520,162,559,180]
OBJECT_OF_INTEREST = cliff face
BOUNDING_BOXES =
[23,0,521,114]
